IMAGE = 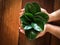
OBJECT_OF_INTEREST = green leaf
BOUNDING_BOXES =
[24,13,34,22]
[35,12,49,23]
[25,2,40,14]
[21,16,29,25]
[25,29,39,40]
[32,2,41,12]
[20,14,30,25]
[24,2,31,13]
[24,25,32,30]
[21,13,34,24]
[31,23,43,32]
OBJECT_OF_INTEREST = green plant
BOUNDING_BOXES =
[20,2,49,40]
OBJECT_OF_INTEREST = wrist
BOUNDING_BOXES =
[45,24,51,33]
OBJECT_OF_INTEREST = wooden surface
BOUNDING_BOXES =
[0,0,21,45]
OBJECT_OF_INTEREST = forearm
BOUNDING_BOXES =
[46,24,60,39]
[48,9,60,22]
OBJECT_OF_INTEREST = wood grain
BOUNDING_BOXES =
[0,0,21,45]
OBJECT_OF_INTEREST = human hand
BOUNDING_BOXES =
[37,9,60,39]
[36,9,60,38]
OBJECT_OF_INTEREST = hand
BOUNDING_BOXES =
[36,9,60,38]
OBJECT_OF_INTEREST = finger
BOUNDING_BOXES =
[19,8,25,17]
[20,8,25,12]
[19,27,25,34]
[19,12,24,17]
[41,8,49,14]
